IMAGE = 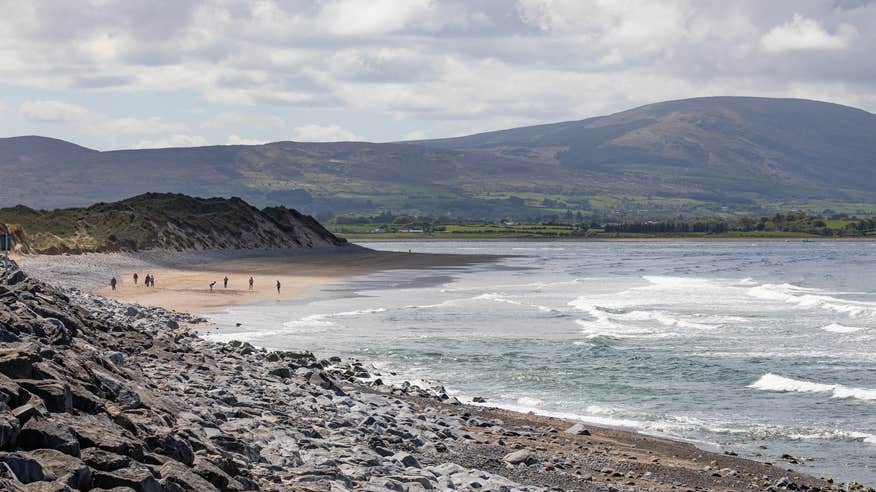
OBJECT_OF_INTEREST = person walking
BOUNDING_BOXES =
[223,276,229,289]
[133,272,139,285]
[276,280,281,294]
[249,276,254,290]
[110,277,117,291]
[209,281,216,292]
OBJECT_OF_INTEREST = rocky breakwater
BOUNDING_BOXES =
[0,259,549,491]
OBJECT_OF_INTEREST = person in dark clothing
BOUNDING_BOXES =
[110,277,117,291]
[209,281,216,292]
[249,276,254,290]
[276,280,281,294]
[133,272,139,285]
[223,276,229,289]
[144,274,151,287]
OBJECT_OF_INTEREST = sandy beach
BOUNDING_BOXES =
[16,247,500,314]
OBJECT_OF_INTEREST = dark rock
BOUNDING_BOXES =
[12,402,47,424]
[0,452,48,483]
[106,352,125,366]
[90,370,141,410]
[233,475,260,490]
[81,448,132,472]
[158,460,220,491]
[16,380,73,413]
[0,410,20,449]
[69,385,105,415]
[209,435,261,463]
[267,367,291,379]
[92,464,162,492]
[0,350,41,379]
[18,417,80,457]
[144,432,194,466]
[393,452,420,469]
[61,413,143,459]
[192,457,242,490]
[26,449,91,490]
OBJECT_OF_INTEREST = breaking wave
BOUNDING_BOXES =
[748,373,876,401]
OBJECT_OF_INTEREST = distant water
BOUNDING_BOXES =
[206,241,876,485]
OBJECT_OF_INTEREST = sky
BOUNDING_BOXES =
[1,0,875,150]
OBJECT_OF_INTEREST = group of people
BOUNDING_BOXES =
[111,273,281,294]
[210,275,280,293]
[130,272,155,287]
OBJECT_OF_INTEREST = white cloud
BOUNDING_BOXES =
[317,0,436,35]
[227,134,267,145]
[133,134,209,149]
[201,112,286,130]
[20,100,91,123]
[16,99,201,149]
[290,124,360,142]
[2,1,876,149]
[761,14,855,53]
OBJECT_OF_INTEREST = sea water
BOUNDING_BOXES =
[206,241,876,485]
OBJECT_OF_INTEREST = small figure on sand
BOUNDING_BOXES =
[249,276,254,290]
[144,274,151,288]
[133,272,139,285]
[110,277,117,291]
[276,280,281,294]
[223,276,229,289]
[150,274,156,288]
[209,281,216,292]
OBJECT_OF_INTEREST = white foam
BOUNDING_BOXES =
[820,323,865,333]
[786,430,876,445]
[747,283,876,317]
[471,292,523,305]
[516,396,544,407]
[748,373,876,401]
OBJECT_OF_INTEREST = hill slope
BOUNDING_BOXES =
[415,97,876,197]
[2,97,875,218]
[0,193,347,254]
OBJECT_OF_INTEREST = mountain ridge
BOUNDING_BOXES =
[3,96,875,218]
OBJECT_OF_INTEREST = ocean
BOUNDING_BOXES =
[205,241,876,485]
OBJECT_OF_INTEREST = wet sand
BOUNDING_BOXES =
[95,249,499,313]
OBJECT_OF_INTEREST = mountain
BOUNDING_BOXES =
[0,193,347,254]
[415,96,876,199]
[2,97,875,219]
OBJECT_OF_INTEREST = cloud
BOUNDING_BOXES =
[201,112,286,130]
[133,134,209,149]
[290,124,360,142]
[2,0,876,149]
[761,14,856,52]
[227,134,267,145]
[19,100,91,123]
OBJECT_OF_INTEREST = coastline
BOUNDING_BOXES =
[5,248,864,490]
[15,246,502,314]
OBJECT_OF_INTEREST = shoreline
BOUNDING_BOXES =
[352,236,876,242]
[15,247,502,314]
[6,248,867,490]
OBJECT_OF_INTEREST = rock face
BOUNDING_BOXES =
[0,259,550,491]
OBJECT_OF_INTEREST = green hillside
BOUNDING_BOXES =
[2,97,875,220]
